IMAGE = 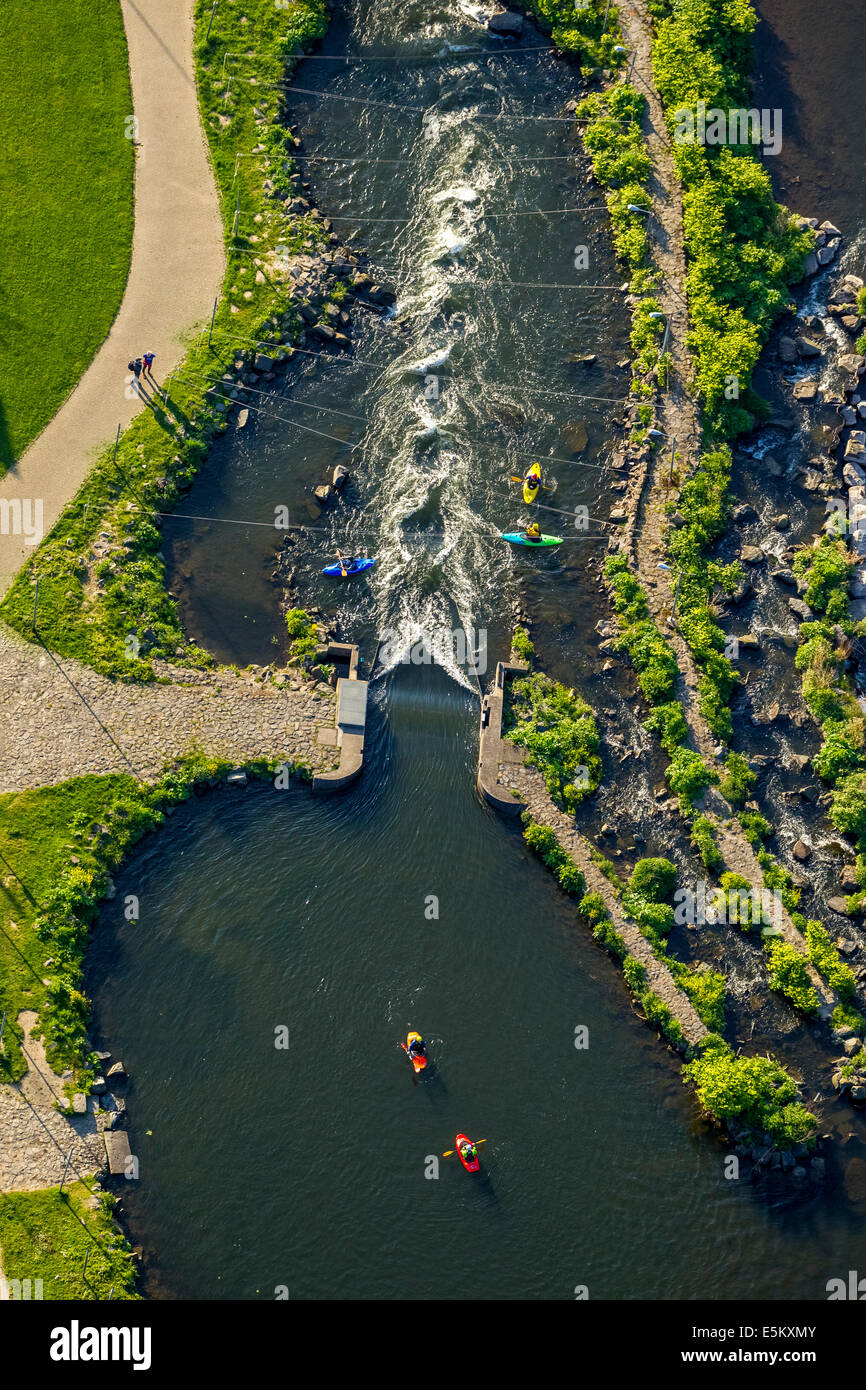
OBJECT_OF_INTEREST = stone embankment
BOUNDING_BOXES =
[0,622,340,793]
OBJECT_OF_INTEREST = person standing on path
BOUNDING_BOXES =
[129,356,143,382]
[142,351,155,378]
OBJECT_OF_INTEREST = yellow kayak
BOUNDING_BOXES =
[523,463,541,504]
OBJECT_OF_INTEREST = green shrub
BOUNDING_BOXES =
[643,700,689,752]
[739,810,771,846]
[511,626,534,662]
[665,748,717,811]
[691,814,723,869]
[628,856,678,902]
[683,1034,817,1147]
[764,939,820,1015]
[804,918,856,998]
[718,751,756,807]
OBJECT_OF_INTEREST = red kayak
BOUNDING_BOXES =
[455,1133,480,1173]
[401,1031,427,1073]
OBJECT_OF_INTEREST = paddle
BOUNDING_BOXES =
[442,1139,487,1159]
[336,549,348,578]
[509,474,554,492]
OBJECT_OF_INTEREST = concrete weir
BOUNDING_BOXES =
[313,642,368,792]
[477,660,529,814]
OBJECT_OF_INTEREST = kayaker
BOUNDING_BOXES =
[336,549,356,573]
[408,1035,426,1057]
[460,1140,478,1161]
[524,522,542,543]
[524,466,540,492]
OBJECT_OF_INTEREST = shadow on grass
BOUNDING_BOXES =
[0,393,17,475]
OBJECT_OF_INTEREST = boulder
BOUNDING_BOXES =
[840,864,860,888]
[91,1075,107,1096]
[332,465,350,491]
[487,10,524,36]
[829,896,851,915]
[792,840,812,862]
[314,485,334,504]
[733,503,758,522]
[740,545,765,565]
[843,460,865,485]
[254,354,274,372]
[802,252,819,277]
[771,567,796,586]
[72,1093,88,1115]
[793,379,820,401]
[772,514,791,530]
[788,597,812,619]
[226,771,247,787]
[798,338,824,359]
[311,323,336,342]
[778,336,798,363]
[106,1061,128,1083]
[817,245,838,266]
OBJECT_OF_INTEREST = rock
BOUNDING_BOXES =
[844,1037,861,1055]
[740,545,765,565]
[332,465,350,491]
[790,753,810,773]
[802,252,819,277]
[772,514,791,530]
[840,864,860,888]
[763,453,784,477]
[839,354,866,376]
[810,1156,826,1180]
[792,1165,807,1181]
[793,379,820,401]
[733,503,758,522]
[297,304,317,324]
[829,896,851,915]
[778,336,798,363]
[799,785,820,804]
[820,220,842,238]
[562,421,588,452]
[94,1050,111,1063]
[799,338,824,359]
[72,1093,88,1115]
[311,323,336,342]
[91,1075,107,1096]
[314,485,334,504]
[780,1150,795,1171]
[817,245,838,266]
[792,840,812,862]
[739,633,761,650]
[843,460,866,486]
[254,354,274,372]
[236,409,249,429]
[788,597,812,620]
[771,567,797,586]
[845,431,866,461]
[226,771,247,786]
[487,10,524,36]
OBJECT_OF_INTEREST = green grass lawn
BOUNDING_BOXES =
[0,1181,138,1300]
[0,0,134,471]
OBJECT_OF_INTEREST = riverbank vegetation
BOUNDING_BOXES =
[506,672,602,811]
[0,0,329,676]
[0,1182,138,1301]
[0,1,134,472]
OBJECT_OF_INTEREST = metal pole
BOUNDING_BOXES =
[82,1248,90,1281]
[208,297,218,348]
[206,1,218,40]
[602,0,612,33]
[0,1011,6,1047]
[113,422,121,463]
[232,187,240,237]
[661,318,670,356]
[59,1145,73,1194]
[669,438,676,482]
[31,579,39,631]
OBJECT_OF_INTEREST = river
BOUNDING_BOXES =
[87,0,866,1299]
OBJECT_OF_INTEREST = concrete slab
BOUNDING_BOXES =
[104,1131,131,1177]
[337,678,368,733]
[316,726,338,747]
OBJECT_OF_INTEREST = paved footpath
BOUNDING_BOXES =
[0,0,225,595]
[0,624,339,793]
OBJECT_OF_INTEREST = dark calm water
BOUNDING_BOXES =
[87,0,866,1299]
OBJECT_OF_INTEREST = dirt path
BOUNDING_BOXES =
[0,0,225,597]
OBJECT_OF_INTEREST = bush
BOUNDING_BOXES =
[522,820,586,898]
[804,918,856,998]
[665,747,717,811]
[764,940,820,1015]
[628,856,678,902]
[683,1034,817,1148]
[691,814,723,869]
[511,626,534,662]
[643,700,688,753]
[718,751,756,807]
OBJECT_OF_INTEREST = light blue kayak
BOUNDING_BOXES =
[322,557,376,577]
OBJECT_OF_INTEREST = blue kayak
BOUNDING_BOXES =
[322,557,376,577]
[501,531,562,548]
